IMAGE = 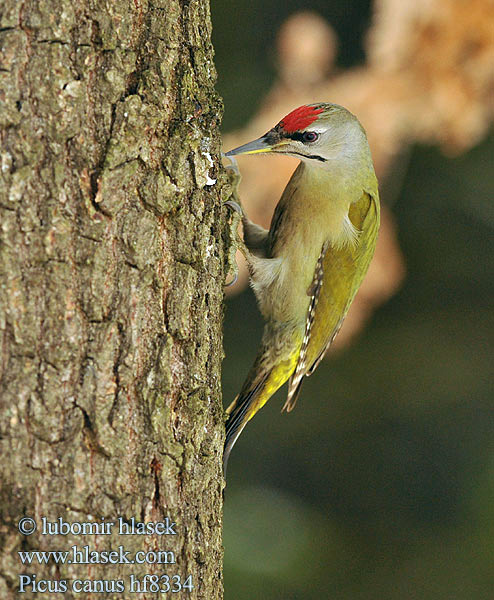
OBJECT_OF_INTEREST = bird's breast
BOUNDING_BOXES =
[257,163,367,324]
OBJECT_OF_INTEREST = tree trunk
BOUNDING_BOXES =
[0,1,226,598]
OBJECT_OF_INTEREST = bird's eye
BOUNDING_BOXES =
[302,131,319,143]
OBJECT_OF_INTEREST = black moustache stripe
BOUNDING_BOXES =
[290,151,327,162]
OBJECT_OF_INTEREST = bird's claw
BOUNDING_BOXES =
[224,199,243,216]
[221,153,240,175]
[224,271,238,288]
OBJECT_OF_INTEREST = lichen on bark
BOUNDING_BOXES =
[0,1,228,598]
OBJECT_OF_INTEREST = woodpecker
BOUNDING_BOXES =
[223,103,380,474]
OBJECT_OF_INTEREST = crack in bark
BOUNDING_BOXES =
[88,103,117,217]
[150,456,161,508]
[107,321,124,430]
[75,400,111,458]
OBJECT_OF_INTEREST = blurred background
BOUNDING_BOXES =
[213,0,494,598]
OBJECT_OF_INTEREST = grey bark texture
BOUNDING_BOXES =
[0,1,229,598]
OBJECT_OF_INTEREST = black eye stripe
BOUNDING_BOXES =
[287,131,319,143]
[287,132,305,142]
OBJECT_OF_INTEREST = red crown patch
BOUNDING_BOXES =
[279,105,324,133]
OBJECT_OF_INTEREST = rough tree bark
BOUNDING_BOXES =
[0,1,227,598]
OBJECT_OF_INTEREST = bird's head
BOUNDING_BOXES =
[226,103,367,165]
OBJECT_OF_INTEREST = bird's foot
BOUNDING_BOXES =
[222,153,249,286]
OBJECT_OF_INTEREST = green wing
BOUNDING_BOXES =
[283,191,380,412]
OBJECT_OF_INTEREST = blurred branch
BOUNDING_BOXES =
[223,0,494,351]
